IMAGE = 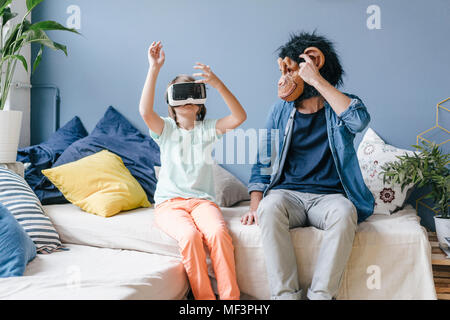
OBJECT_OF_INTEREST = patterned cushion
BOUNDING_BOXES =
[0,168,62,253]
[357,128,415,215]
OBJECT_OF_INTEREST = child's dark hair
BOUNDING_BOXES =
[165,75,206,126]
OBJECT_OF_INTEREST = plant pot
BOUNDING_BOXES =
[0,110,22,163]
[434,215,450,249]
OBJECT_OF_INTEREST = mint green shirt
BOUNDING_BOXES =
[149,117,221,205]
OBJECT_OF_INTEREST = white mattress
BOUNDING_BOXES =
[43,202,436,300]
[0,244,188,300]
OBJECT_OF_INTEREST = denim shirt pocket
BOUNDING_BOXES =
[332,119,355,151]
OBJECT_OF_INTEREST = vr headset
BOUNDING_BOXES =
[166,82,207,107]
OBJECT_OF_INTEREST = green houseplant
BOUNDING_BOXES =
[380,140,450,246]
[0,0,79,162]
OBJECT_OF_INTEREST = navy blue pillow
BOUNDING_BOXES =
[0,203,36,278]
[17,116,88,204]
[42,106,161,203]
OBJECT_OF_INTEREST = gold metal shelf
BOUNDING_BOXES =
[415,97,450,218]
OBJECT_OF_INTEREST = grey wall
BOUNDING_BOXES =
[31,0,450,229]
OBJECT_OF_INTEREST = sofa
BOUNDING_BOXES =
[1,110,437,300]
[0,198,433,300]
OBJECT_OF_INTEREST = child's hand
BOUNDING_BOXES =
[193,63,223,89]
[148,41,165,69]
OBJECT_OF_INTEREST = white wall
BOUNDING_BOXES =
[4,0,31,148]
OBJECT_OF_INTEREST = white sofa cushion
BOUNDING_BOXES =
[43,202,181,257]
[43,202,436,300]
[0,244,188,300]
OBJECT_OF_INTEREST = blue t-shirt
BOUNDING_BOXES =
[273,107,344,194]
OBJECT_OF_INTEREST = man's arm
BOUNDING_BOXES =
[298,53,370,133]
[241,104,279,225]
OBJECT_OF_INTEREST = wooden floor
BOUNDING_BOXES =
[429,232,450,300]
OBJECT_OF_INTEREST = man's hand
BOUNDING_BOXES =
[241,210,258,225]
[298,53,351,116]
[241,191,263,225]
[298,53,323,87]
[148,41,165,69]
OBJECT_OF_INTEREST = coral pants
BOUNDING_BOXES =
[154,198,240,300]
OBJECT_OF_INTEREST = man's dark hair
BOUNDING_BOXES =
[278,31,344,101]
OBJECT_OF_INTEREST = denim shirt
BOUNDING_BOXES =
[248,94,375,223]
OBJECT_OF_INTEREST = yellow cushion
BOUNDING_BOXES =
[42,150,151,217]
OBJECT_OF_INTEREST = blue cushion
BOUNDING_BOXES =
[17,116,88,204]
[0,202,36,278]
[42,106,161,203]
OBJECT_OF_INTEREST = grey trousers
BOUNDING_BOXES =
[257,189,357,300]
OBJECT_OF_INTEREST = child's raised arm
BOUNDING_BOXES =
[139,41,165,136]
[193,63,247,135]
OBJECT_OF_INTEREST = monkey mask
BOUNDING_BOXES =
[277,47,325,102]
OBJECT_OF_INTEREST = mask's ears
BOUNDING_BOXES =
[277,57,287,74]
[303,47,325,69]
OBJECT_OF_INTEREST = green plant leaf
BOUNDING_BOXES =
[32,44,43,73]
[1,54,28,72]
[2,20,31,56]
[12,54,28,72]
[0,0,12,14]
[53,41,67,55]
[23,29,67,55]
[2,23,21,55]
[26,0,44,11]
[424,193,434,200]
[1,7,17,27]
[30,20,80,35]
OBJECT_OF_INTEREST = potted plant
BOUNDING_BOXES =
[380,140,450,248]
[0,0,79,162]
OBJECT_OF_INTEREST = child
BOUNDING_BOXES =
[139,41,246,300]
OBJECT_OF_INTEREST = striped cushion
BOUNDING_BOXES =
[0,168,62,253]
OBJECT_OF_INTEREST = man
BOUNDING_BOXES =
[240,32,375,300]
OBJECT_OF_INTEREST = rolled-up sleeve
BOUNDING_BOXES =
[248,182,268,193]
[338,95,371,134]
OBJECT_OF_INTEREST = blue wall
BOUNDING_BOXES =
[31,0,450,229]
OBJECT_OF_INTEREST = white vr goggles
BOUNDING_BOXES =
[166,82,207,107]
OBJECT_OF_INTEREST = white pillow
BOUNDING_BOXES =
[154,164,249,207]
[357,128,415,215]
